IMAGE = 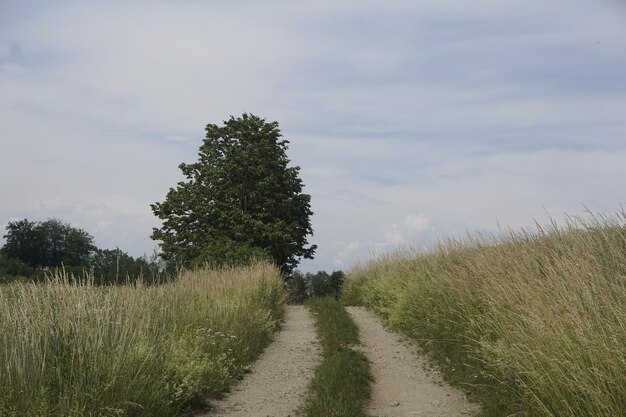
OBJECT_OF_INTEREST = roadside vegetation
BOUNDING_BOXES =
[301,297,371,417]
[343,211,626,417]
[0,262,284,417]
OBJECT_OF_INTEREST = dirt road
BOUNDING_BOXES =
[202,305,477,417]
[203,305,320,417]
[347,307,479,417]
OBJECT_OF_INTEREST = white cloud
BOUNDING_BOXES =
[381,215,431,247]
[382,224,403,245]
[334,241,361,267]
[405,214,430,233]
[1,0,625,272]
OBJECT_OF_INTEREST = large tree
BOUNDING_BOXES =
[151,113,316,275]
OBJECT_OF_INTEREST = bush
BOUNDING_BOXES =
[0,256,36,284]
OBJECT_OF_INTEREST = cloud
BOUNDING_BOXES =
[1,0,625,272]
[381,215,431,247]
[405,215,430,233]
[334,241,361,267]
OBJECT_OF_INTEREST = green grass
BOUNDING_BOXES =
[0,262,285,417]
[343,211,626,417]
[301,297,371,417]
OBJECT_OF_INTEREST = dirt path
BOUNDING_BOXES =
[202,305,320,417]
[347,307,479,417]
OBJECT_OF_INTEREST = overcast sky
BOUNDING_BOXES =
[1,0,625,272]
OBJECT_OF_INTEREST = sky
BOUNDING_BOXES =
[1,0,625,273]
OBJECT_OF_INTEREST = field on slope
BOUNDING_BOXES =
[344,212,626,417]
[0,262,285,417]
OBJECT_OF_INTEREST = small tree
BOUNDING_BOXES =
[151,113,316,276]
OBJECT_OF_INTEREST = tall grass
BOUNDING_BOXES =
[0,262,285,417]
[343,211,626,417]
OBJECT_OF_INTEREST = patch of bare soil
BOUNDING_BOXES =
[202,305,320,417]
[347,307,479,417]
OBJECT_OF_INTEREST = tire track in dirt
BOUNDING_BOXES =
[202,305,320,417]
[347,307,479,417]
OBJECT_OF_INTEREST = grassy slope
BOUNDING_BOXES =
[301,297,371,417]
[344,212,626,417]
[0,262,285,417]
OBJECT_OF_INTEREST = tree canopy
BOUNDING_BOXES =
[1,218,170,284]
[151,113,316,275]
[2,218,95,267]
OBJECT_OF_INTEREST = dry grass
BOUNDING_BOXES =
[343,211,626,417]
[0,262,285,417]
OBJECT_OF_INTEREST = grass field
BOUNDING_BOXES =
[0,262,285,417]
[343,211,626,417]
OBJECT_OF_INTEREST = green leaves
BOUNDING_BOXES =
[2,218,96,267]
[151,113,316,275]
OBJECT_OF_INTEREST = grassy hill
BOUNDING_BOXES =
[344,212,626,417]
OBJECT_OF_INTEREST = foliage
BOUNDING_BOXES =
[1,219,173,285]
[151,113,316,276]
[90,248,171,285]
[0,255,34,284]
[343,211,626,417]
[2,218,95,267]
[0,262,285,417]
[301,297,371,417]
[287,270,345,303]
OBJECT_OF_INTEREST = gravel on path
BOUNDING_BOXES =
[347,307,479,417]
[202,305,321,417]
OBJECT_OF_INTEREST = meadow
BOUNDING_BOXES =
[0,262,284,417]
[344,211,626,417]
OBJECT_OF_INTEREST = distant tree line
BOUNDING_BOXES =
[0,218,172,284]
[286,270,345,303]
